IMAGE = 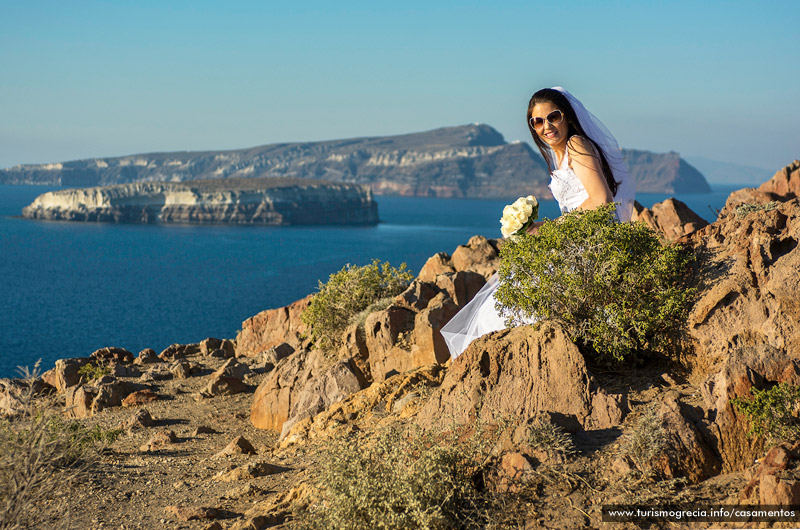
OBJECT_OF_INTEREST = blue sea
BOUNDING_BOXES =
[0,184,742,378]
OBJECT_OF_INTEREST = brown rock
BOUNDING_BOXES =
[159,343,200,361]
[134,348,161,365]
[164,505,219,521]
[0,379,26,417]
[417,252,455,282]
[758,159,800,199]
[91,347,134,364]
[337,324,370,384]
[236,294,312,358]
[416,323,626,431]
[41,358,91,393]
[279,359,364,439]
[213,462,289,482]
[199,337,223,356]
[64,385,96,418]
[683,198,800,472]
[206,374,249,396]
[169,361,192,379]
[685,198,800,379]
[701,354,800,472]
[92,380,143,415]
[450,235,500,279]
[251,349,364,434]
[140,430,177,451]
[192,425,218,436]
[759,475,800,506]
[740,442,799,501]
[364,305,417,382]
[650,395,720,483]
[112,363,142,378]
[434,270,486,308]
[215,435,257,457]
[393,279,443,312]
[213,358,252,380]
[631,198,708,241]
[497,452,534,493]
[122,408,155,432]
[122,389,158,407]
[259,343,295,365]
[64,379,144,418]
[142,366,172,381]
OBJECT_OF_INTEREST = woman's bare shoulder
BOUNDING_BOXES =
[566,135,599,157]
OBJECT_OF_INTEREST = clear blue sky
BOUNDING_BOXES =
[1,0,798,173]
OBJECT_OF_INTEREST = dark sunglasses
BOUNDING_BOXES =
[529,110,564,130]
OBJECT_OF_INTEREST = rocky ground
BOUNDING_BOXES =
[3,160,800,530]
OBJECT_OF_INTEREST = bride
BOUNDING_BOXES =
[440,87,636,359]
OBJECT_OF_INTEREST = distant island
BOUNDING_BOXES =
[21,177,378,226]
[1,124,711,196]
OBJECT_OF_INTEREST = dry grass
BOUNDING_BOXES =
[294,423,531,530]
[0,364,107,530]
[527,419,577,460]
[618,404,667,477]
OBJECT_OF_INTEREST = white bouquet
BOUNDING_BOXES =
[500,195,539,238]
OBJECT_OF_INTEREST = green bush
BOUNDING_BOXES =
[297,426,501,530]
[77,361,112,380]
[731,383,800,443]
[494,204,696,362]
[301,259,413,350]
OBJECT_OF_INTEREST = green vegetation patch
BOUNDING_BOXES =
[735,201,779,219]
[301,259,413,351]
[78,361,112,381]
[732,382,800,443]
[495,204,696,362]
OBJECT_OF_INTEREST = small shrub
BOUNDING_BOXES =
[301,259,413,350]
[527,420,576,459]
[297,425,501,530]
[494,204,696,362]
[77,361,112,380]
[735,201,779,219]
[619,405,667,476]
[731,383,800,443]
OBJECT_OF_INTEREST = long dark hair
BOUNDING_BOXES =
[527,88,619,196]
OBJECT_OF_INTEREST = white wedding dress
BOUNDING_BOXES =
[440,148,604,360]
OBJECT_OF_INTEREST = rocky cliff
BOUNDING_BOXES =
[624,149,712,193]
[20,177,378,225]
[1,124,711,196]
[5,161,800,529]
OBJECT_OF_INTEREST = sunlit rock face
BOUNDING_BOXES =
[21,177,378,226]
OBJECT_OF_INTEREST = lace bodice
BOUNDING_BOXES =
[548,148,589,214]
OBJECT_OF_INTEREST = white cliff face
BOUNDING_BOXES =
[22,179,378,226]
